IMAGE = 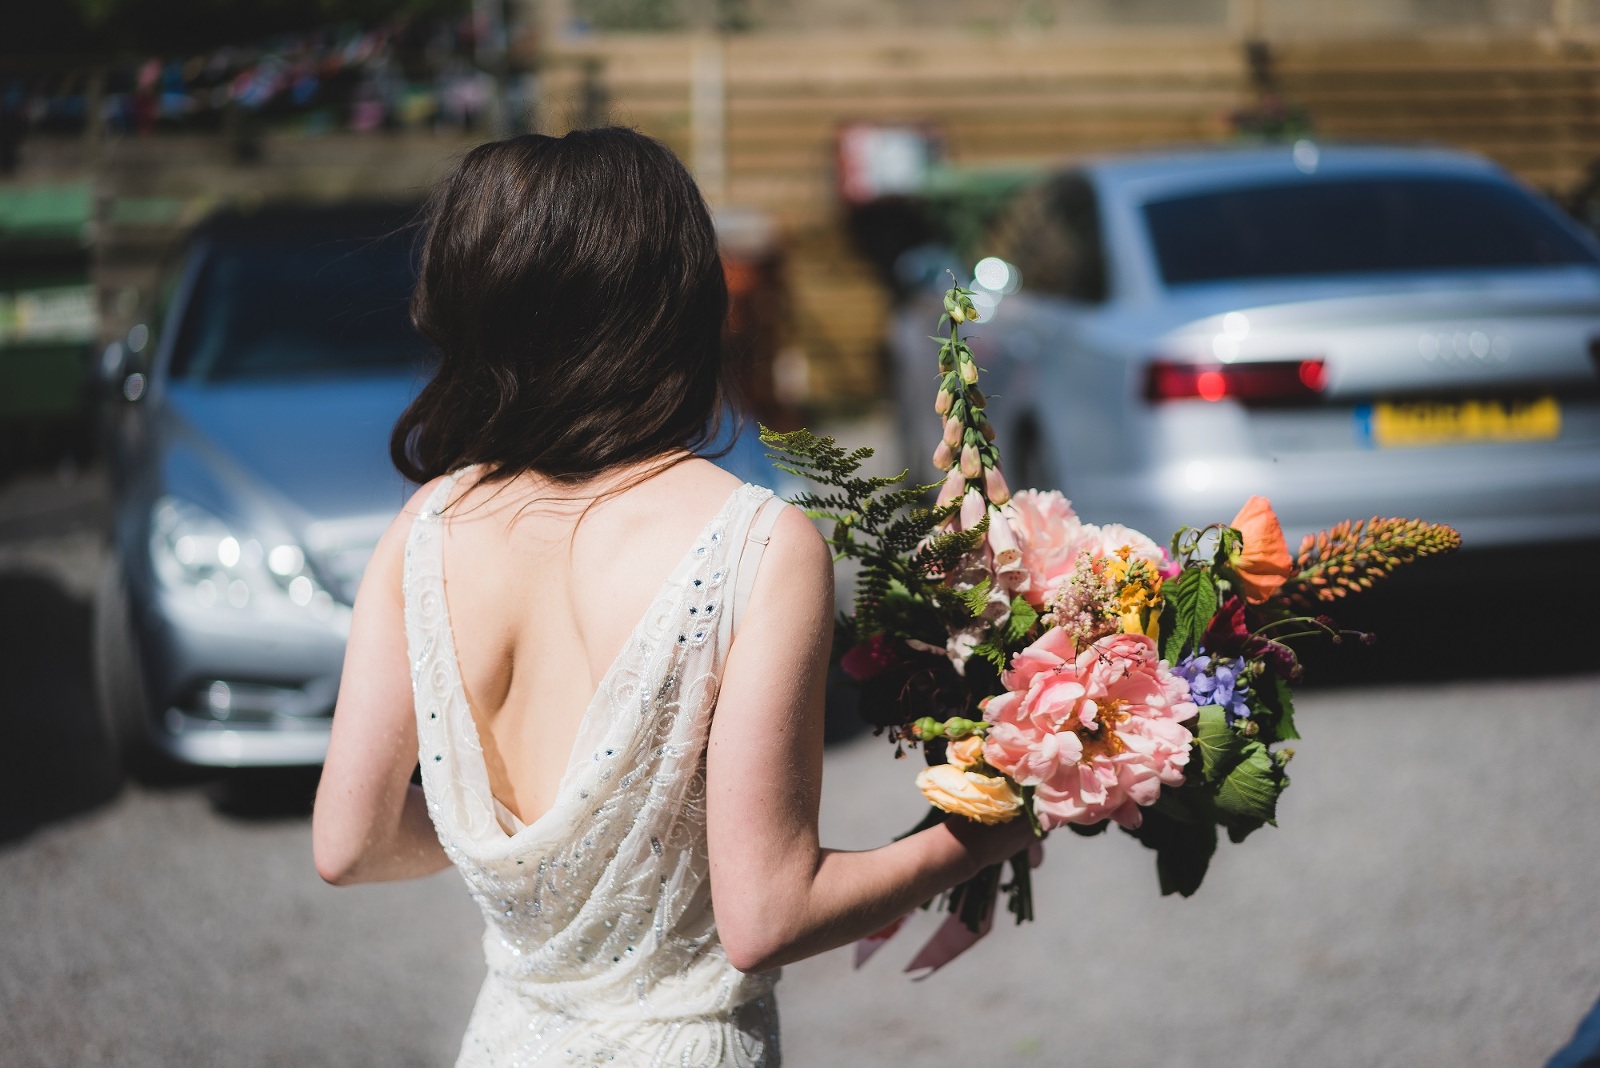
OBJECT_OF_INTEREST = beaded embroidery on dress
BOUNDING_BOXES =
[404,474,785,1067]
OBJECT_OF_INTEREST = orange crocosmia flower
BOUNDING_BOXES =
[1229,495,1296,604]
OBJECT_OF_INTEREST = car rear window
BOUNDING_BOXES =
[1143,175,1599,286]
[169,227,431,381]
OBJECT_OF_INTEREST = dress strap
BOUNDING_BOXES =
[727,494,786,642]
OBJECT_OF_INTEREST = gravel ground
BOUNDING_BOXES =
[3,674,1598,1068]
[3,459,1599,1067]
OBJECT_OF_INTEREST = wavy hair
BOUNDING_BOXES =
[391,128,731,488]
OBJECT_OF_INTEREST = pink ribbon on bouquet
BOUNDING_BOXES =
[851,840,1044,978]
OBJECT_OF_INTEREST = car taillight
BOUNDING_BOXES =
[1144,358,1328,406]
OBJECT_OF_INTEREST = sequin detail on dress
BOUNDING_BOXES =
[404,476,783,1067]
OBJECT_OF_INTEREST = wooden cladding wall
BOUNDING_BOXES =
[537,32,1248,402]
[535,32,1600,403]
[1271,36,1600,195]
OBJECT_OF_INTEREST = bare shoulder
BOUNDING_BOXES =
[766,503,830,573]
[747,500,832,616]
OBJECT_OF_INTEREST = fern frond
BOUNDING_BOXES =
[908,514,989,577]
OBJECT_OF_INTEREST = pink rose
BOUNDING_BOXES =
[982,630,1196,831]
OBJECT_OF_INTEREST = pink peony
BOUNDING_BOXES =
[1088,523,1164,566]
[982,629,1196,830]
[1004,490,1092,607]
[1004,491,1166,608]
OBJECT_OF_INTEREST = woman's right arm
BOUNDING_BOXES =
[705,508,1038,974]
[312,485,453,886]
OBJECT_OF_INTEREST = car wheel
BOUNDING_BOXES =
[92,556,175,783]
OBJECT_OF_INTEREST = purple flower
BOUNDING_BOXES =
[1174,650,1253,724]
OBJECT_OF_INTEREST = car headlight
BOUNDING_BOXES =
[149,496,337,618]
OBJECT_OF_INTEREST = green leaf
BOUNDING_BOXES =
[1151,785,1205,824]
[1194,704,1246,784]
[1214,742,1281,824]
[1270,675,1300,741]
[1165,565,1217,660]
[1159,599,1183,662]
[1224,815,1268,844]
[1125,803,1218,897]
[1004,596,1038,646]
[957,577,993,619]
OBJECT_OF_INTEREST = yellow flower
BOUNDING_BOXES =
[916,764,1022,824]
[1117,580,1162,642]
[947,734,986,770]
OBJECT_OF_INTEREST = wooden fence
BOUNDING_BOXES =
[535,30,1600,402]
[536,31,1249,401]
[28,30,1600,406]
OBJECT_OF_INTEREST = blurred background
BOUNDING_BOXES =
[4,1,1600,1065]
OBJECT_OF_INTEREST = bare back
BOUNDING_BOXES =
[432,456,744,828]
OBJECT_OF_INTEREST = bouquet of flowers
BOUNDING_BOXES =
[762,282,1461,968]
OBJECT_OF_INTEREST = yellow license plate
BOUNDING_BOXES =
[1361,396,1562,447]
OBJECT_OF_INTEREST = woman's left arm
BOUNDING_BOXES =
[312,492,451,885]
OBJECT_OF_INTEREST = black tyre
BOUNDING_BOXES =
[92,557,175,782]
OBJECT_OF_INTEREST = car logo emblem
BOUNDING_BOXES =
[1417,331,1509,364]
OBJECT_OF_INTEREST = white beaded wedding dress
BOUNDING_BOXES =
[404,472,787,1067]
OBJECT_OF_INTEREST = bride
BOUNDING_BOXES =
[311,127,1033,1067]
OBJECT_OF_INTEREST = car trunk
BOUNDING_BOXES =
[1143,270,1600,548]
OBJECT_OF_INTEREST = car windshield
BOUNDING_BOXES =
[169,227,430,381]
[1142,175,1599,286]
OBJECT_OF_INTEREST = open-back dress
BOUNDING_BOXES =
[403,472,787,1067]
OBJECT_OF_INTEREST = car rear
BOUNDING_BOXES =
[1125,160,1600,552]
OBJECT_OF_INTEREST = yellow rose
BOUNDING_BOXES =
[947,734,986,770]
[915,764,1022,825]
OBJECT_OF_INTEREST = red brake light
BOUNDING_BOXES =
[1145,358,1328,406]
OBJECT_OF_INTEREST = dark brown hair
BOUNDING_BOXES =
[390,128,731,487]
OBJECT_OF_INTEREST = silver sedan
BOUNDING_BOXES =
[892,143,1600,554]
[93,204,788,774]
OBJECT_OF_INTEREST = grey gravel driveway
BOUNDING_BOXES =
[3,464,1598,1068]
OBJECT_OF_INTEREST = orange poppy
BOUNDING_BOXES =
[1230,496,1296,603]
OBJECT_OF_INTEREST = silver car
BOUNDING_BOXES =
[93,204,788,774]
[94,205,429,774]
[892,143,1600,556]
